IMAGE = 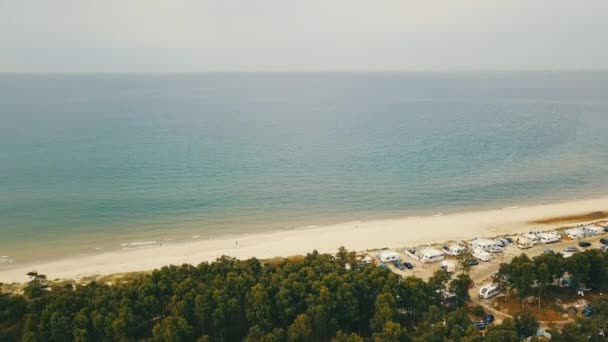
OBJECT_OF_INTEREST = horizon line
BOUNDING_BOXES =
[2,68,608,75]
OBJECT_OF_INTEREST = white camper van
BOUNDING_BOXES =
[440,260,456,274]
[521,233,539,244]
[361,256,373,265]
[537,233,561,244]
[564,228,585,240]
[470,238,500,252]
[479,284,500,299]
[442,244,466,256]
[583,225,604,236]
[419,248,445,263]
[378,251,400,263]
[472,249,491,262]
[517,237,534,249]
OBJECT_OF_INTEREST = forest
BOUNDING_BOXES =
[2,247,608,341]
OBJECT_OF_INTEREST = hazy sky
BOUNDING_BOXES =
[1,0,607,72]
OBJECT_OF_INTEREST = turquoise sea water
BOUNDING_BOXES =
[1,72,608,267]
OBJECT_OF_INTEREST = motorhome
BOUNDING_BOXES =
[564,228,585,240]
[419,248,445,263]
[470,238,500,252]
[361,256,373,264]
[440,260,456,274]
[583,225,604,236]
[442,243,466,256]
[517,237,534,249]
[378,251,400,263]
[521,233,539,244]
[537,232,561,244]
[479,284,500,299]
[472,249,491,262]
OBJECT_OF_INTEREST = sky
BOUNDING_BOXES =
[1,0,607,72]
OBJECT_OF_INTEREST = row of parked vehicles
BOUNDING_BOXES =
[374,251,414,271]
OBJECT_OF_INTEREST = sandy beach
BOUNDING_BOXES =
[2,196,608,284]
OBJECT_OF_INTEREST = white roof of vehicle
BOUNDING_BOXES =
[537,232,560,238]
[445,243,465,249]
[420,248,444,257]
[378,250,399,258]
[565,228,584,234]
[480,284,498,291]
[470,238,497,246]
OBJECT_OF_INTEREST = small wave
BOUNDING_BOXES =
[121,245,157,251]
[121,241,157,246]
[503,206,519,210]
[0,257,14,263]
[433,213,443,217]
[94,247,103,250]
[192,235,200,239]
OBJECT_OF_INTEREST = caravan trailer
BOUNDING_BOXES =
[517,237,534,249]
[378,251,400,263]
[583,225,604,236]
[564,228,585,240]
[521,233,539,244]
[470,238,500,252]
[419,248,445,263]
[472,249,491,262]
[479,284,500,299]
[537,233,561,244]
[440,260,456,274]
[442,244,466,256]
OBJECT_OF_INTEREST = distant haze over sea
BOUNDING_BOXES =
[1,72,607,266]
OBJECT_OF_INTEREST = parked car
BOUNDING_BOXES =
[600,238,608,245]
[464,258,479,266]
[583,305,593,317]
[543,249,554,254]
[579,241,592,248]
[562,278,575,288]
[472,321,486,330]
[488,246,504,253]
[494,239,507,247]
[483,314,495,325]
[403,262,414,269]
[378,264,390,271]
[563,246,579,253]
[479,284,500,299]
[393,262,405,270]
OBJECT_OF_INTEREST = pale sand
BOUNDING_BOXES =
[2,197,607,283]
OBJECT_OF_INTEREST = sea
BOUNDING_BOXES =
[1,72,608,268]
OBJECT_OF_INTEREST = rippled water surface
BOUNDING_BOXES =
[1,72,607,265]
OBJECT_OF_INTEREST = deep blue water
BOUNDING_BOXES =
[1,72,608,265]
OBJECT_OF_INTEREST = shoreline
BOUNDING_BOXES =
[2,196,608,284]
